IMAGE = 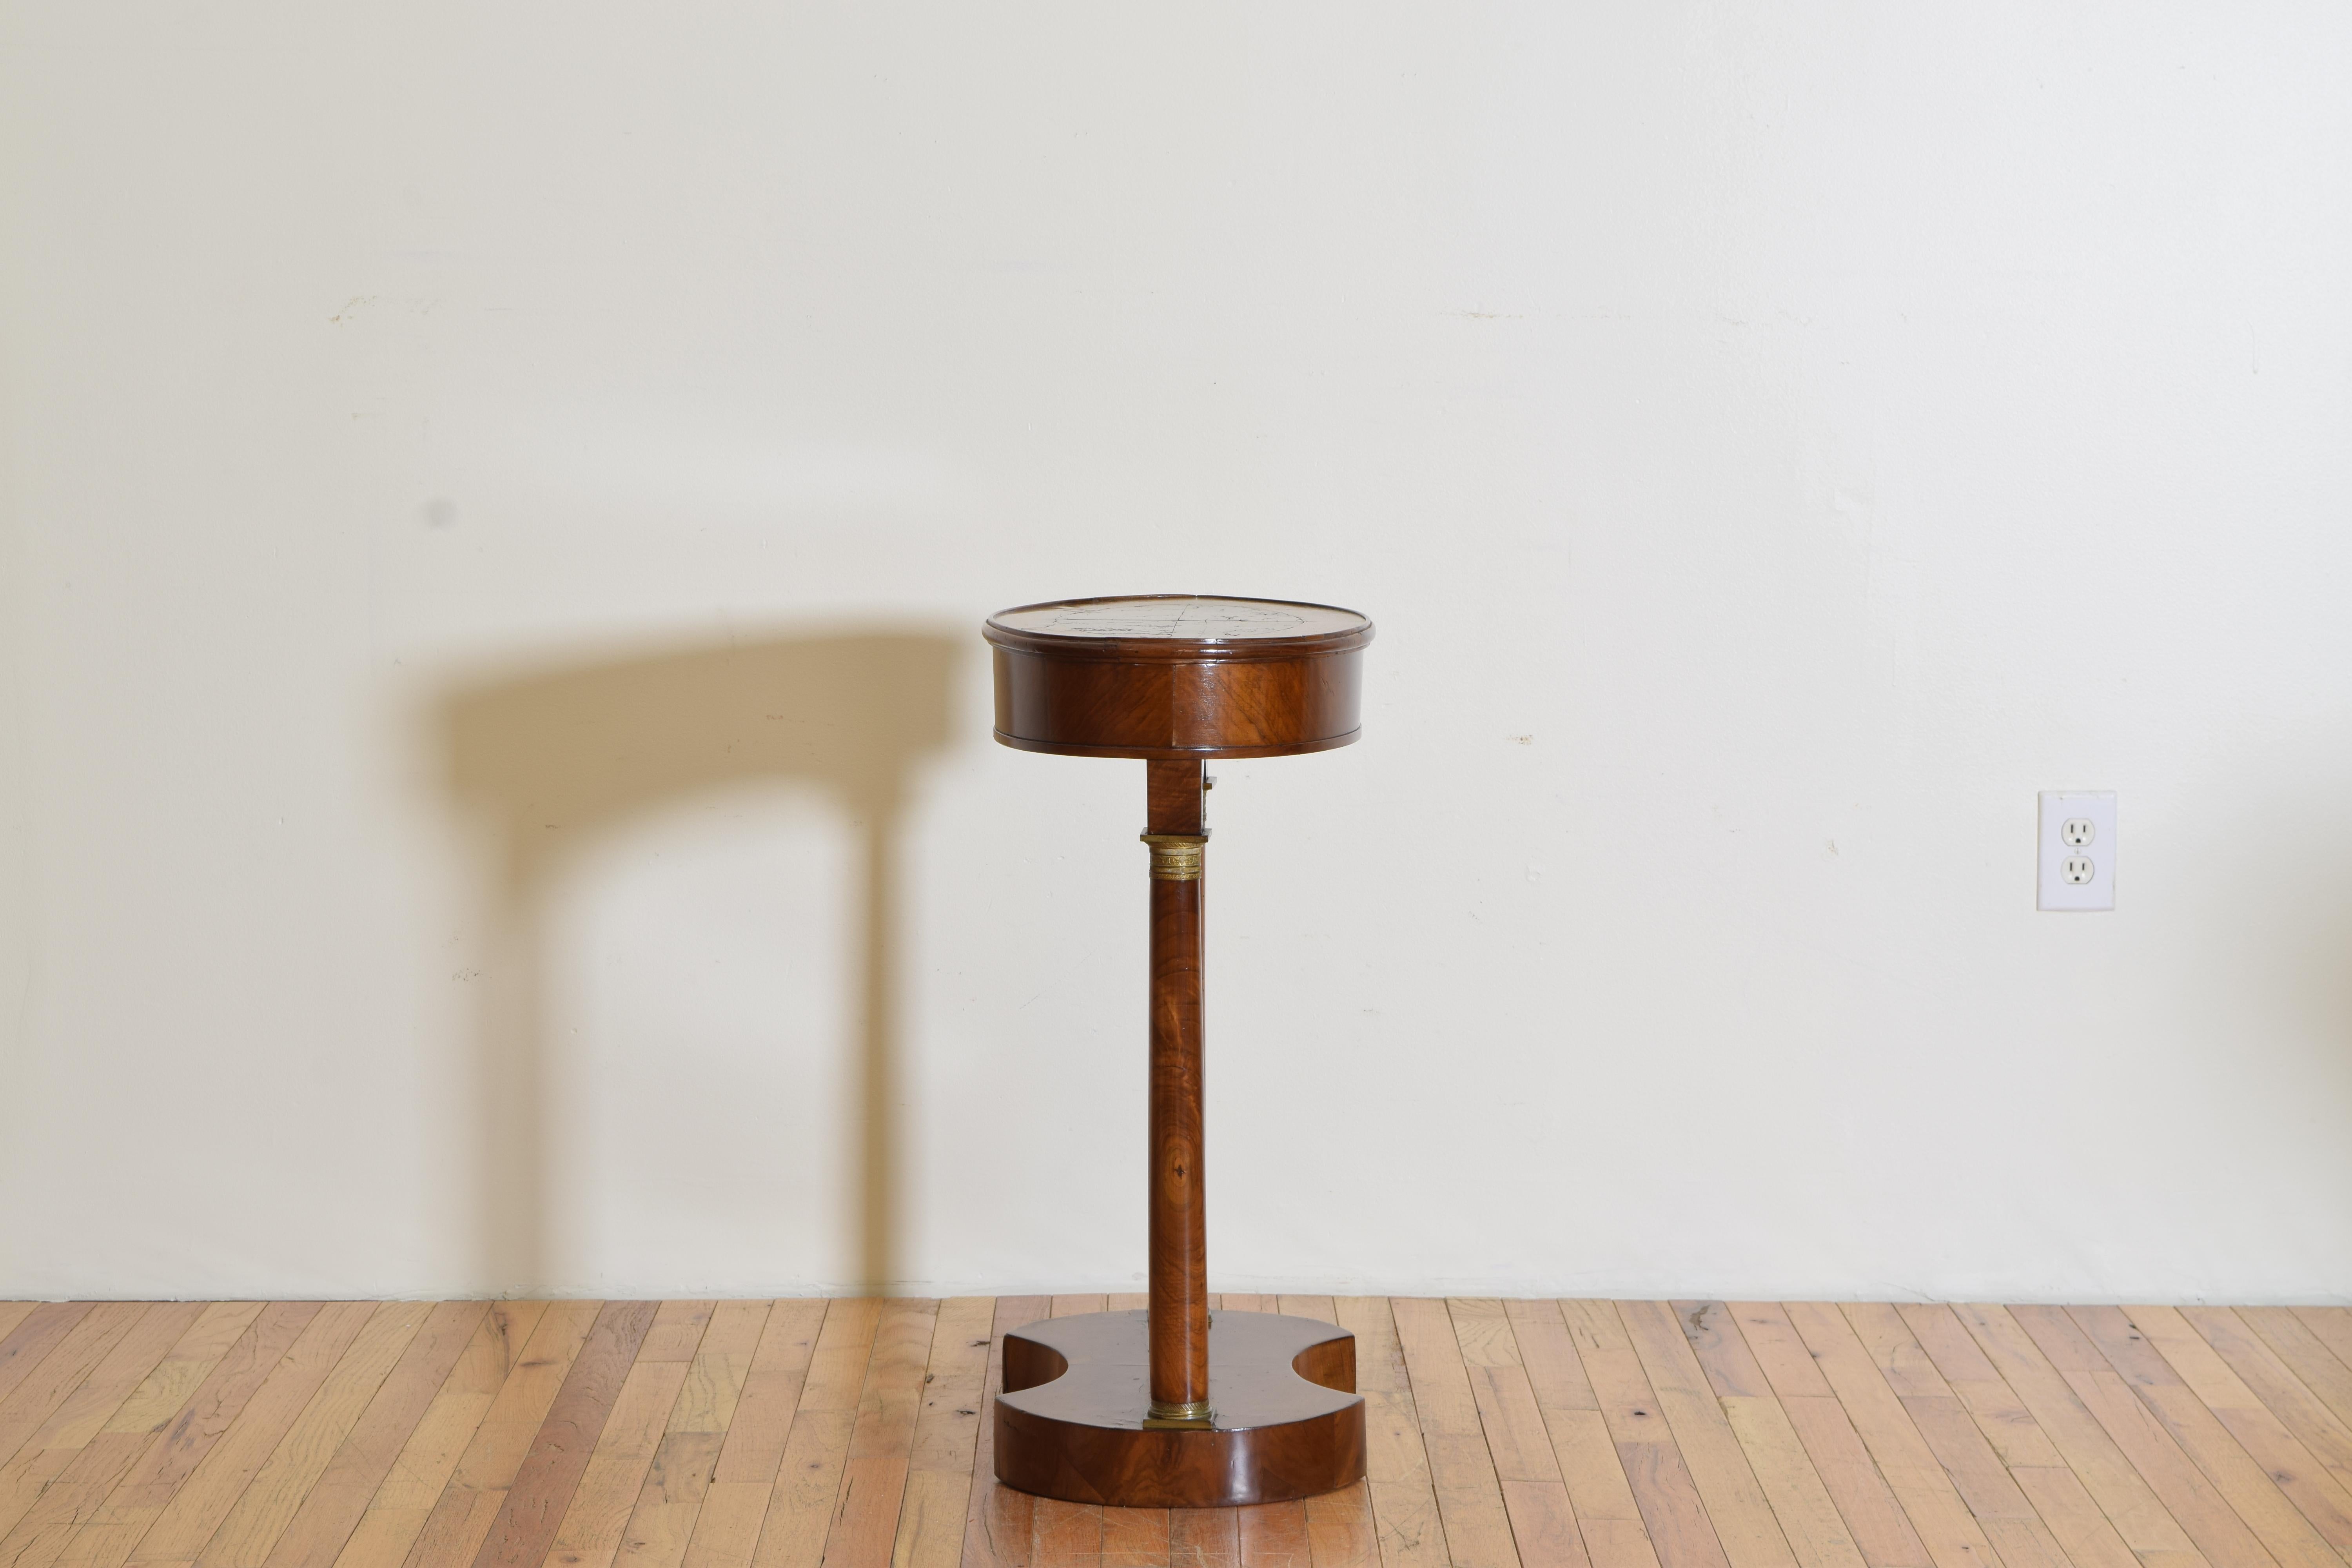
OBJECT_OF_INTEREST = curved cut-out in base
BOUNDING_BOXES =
[994,1310,1367,1508]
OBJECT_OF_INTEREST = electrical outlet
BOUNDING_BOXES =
[2039,791,2115,911]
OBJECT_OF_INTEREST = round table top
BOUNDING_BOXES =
[985,595,1371,655]
[984,595,1370,757]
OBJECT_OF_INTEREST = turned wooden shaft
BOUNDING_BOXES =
[1145,759,1208,1414]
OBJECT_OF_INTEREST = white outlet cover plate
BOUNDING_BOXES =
[2038,791,2116,911]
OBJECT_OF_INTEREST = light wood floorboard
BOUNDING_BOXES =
[0,1301,2340,1568]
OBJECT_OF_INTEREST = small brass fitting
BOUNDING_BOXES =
[1139,832,1208,881]
[1143,1398,1213,1428]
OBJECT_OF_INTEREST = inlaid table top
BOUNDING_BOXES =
[984,596,1373,664]
[987,595,1371,648]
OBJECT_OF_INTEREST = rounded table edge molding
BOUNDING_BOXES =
[990,727,1363,761]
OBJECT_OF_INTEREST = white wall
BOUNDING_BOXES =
[4,1,2350,1303]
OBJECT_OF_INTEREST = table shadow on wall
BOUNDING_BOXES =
[439,630,958,1295]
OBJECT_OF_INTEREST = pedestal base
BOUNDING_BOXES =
[994,1310,1367,1508]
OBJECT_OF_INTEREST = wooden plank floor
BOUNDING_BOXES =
[0,1298,2347,1568]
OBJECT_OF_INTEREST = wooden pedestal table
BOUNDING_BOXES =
[982,594,1375,1508]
